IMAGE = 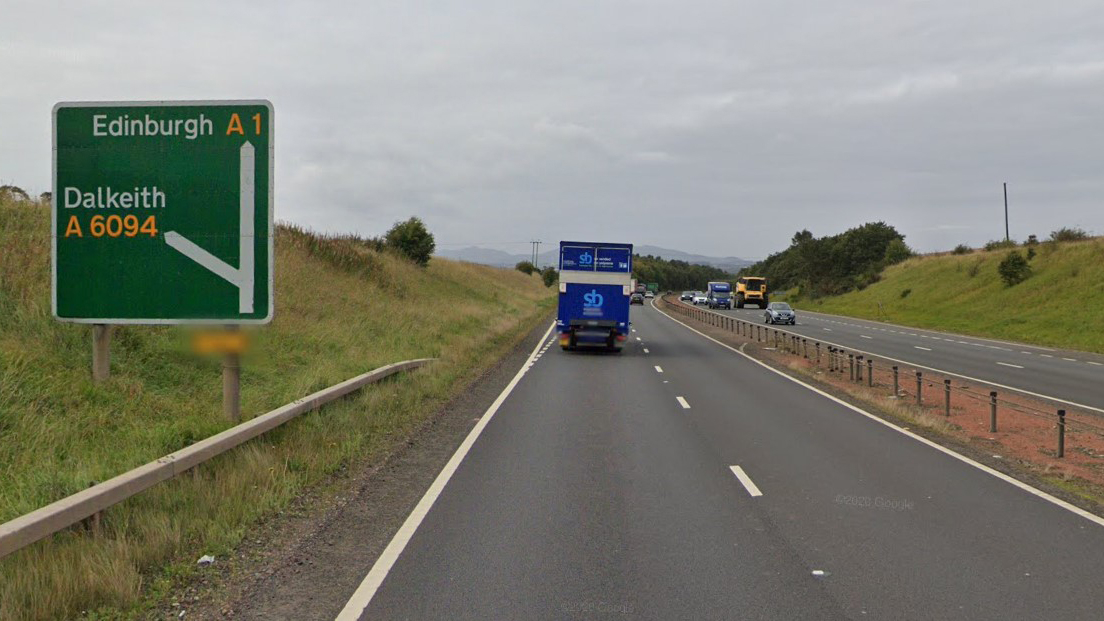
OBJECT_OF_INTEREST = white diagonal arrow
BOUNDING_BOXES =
[165,141,255,314]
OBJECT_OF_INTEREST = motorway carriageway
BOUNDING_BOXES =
[336,301,1104,620]
[701,301,1104,414]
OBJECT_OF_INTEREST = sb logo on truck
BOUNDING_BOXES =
[583,289,604,308]
[578,251,594,266]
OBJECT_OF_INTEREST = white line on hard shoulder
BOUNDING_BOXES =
[651,304,1104,530]
[997,362,1025,369]
[730,466,763,497]
[655,365,664,373]
[333,321,555,620]
[676,396,691,409]
[915,346,932,351]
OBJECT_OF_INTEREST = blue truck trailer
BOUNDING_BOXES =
[706,281,733,309]
[557,241,633,352]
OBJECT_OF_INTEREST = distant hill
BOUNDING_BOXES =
[436,244,753,271]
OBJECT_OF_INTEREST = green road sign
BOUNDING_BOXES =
[52,100,273,324]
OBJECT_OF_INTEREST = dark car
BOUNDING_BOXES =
[764,302,796,325]
[630,293,645,305]
[680,291,694,301]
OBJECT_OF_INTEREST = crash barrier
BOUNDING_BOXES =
[0,358,434,560]
[660,296,1103,462]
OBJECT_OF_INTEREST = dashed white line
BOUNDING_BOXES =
[1088,361,1104,366]
[643,348,650,354]
[860,335,872,339]
[997,362,1024,369]
[823,328,833,332]
[676,396,691,409]
[1040,354,1054,358]
[654,365,664,373]
[729,466,763,497]
[914,346,932,351]
[1062,358,1078,362]
[636,337,641,341]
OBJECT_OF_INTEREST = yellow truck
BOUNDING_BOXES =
[735,276,768,308]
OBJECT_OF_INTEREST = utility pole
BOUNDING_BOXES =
[1004,182,1009,242]
[535,240,541,268]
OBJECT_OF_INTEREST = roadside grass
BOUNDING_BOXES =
[0,196,555,620]
[807,239,1104,352]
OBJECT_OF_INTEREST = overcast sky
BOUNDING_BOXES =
[3,0,1103,259]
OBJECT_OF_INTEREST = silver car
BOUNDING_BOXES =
[764,302,796,325]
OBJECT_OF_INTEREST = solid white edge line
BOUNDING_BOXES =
[676,396,691,409]
[651,300,1104,529]
[729,466,763,497]
[334,321,556,621]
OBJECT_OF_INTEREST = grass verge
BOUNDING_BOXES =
[0,196,555,620]
[804,238,1104,353]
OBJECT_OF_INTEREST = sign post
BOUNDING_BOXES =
[53,100,273,414]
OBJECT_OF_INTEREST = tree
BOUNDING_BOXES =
[515,261,536,275]
[883,239,913,265]
[384,217,435,266]
[540,266,558,287]
[0,185,30,202]
[998,251,1031,287]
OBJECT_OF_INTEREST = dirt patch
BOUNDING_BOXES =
[657,295,1104,514]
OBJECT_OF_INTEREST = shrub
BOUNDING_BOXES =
[1050,227,1089,242]
[900,288,911,299]
[1026,234,1038,246]
[998,251,1031,286]
[984,239,1017,251]
[384,216,435,266]
[1026,247,1036,261]
[540,266,558,287]
[515,261,536,275]
[952,244,972,255]
[966,259,982,278]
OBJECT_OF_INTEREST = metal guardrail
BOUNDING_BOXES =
[660,296,1104,458]
[0,358,434,560]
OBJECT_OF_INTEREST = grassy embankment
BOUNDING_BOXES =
[808,239,1104,352]
[0,196,555,620]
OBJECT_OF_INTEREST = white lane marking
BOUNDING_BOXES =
[914,346,932,351]
[1088,361,1103,366]
[636,337,642,341]
[632,329,637,333]
[1063,358,1078,362]
[860,335,872,339]
[656,300,1104,416]
[651,303,1104,529]
[643,348,650,354]
[655,365,664,373]
[997,362,1024,369]
[676,396,691,409]
[335,322,556,620]
[1021,351,1033,355]
[823,328,833,332]
[729,466,763,497]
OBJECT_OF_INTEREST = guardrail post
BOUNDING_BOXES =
[849,354,855,381]
[990,391,998,432]
[867,359,873,387]
[224,350,241,423]
[774,330,779,348]
[915,371,922,406]
[1057,409,1066,458]
[943,379,951,416]
[892,365,899,396]
[803,338,808,359]
[856,356,863,382]
[816,342,821,365]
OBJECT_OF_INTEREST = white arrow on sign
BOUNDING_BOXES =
[165,141,256,314]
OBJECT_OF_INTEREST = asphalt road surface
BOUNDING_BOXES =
[696,301,1104,413]
[339,302,1104,620]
